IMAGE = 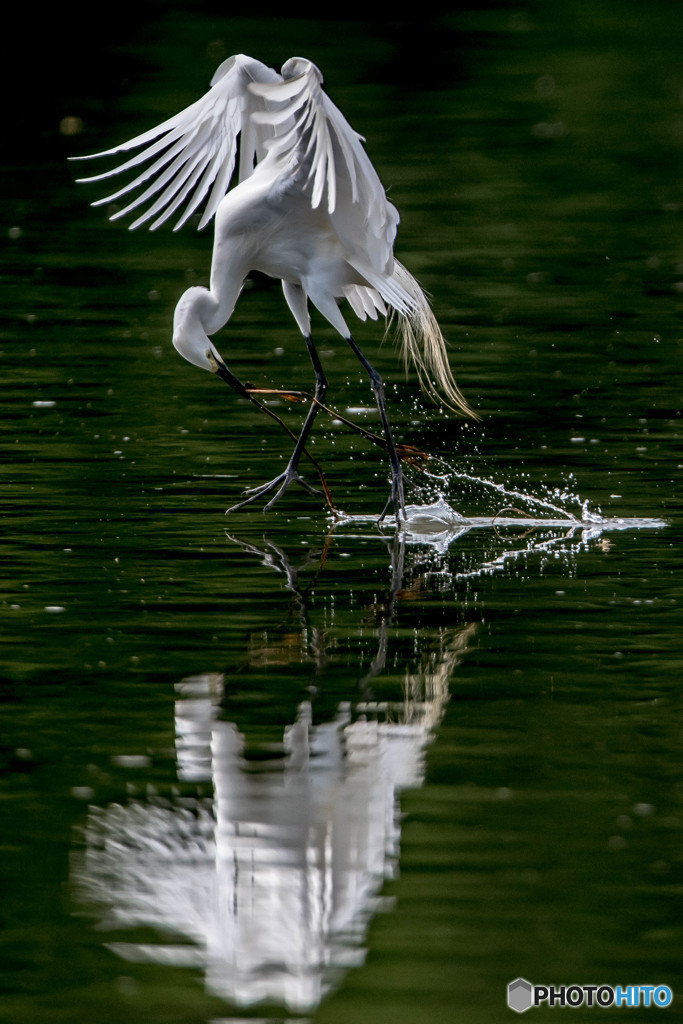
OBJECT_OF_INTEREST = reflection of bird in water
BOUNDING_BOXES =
[71,54,478,518]
[71,526,478,1011]
[72,615,476,1013]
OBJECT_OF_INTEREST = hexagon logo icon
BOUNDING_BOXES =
[508,978,534,1013]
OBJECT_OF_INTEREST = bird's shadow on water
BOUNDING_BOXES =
[70,508,666,1014]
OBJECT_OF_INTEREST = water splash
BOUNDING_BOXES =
[332,496,666,569]
[402,496,469,532]
[330,447,667,551]
[331,483,666,566]
[418,458,582,522]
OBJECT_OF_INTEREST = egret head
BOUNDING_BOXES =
[172,286,222,372]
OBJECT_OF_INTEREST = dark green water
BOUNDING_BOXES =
[2,3,682,1022]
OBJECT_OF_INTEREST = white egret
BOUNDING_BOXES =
[71,54,478,518]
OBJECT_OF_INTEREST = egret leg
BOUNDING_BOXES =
[210,352,335,513]
[226,335,328,513]
[244,387,430,466]
[345,334,406,522]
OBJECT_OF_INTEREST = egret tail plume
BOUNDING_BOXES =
[391,261,479,420]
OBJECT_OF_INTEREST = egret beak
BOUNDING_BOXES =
[207,349,250,398]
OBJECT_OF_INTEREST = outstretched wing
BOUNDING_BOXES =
[70,54,281,231]
[249,58,400,279]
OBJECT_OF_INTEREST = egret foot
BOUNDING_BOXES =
[226,468,321,514]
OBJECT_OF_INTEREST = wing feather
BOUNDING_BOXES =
[71,55,281,230]
[250,58,398,276]
[72,52,399,266]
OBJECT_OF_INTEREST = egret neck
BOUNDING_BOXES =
[172,282,244,374]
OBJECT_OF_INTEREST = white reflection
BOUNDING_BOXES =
[73,624,474,1012]
[337,498,667,566]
